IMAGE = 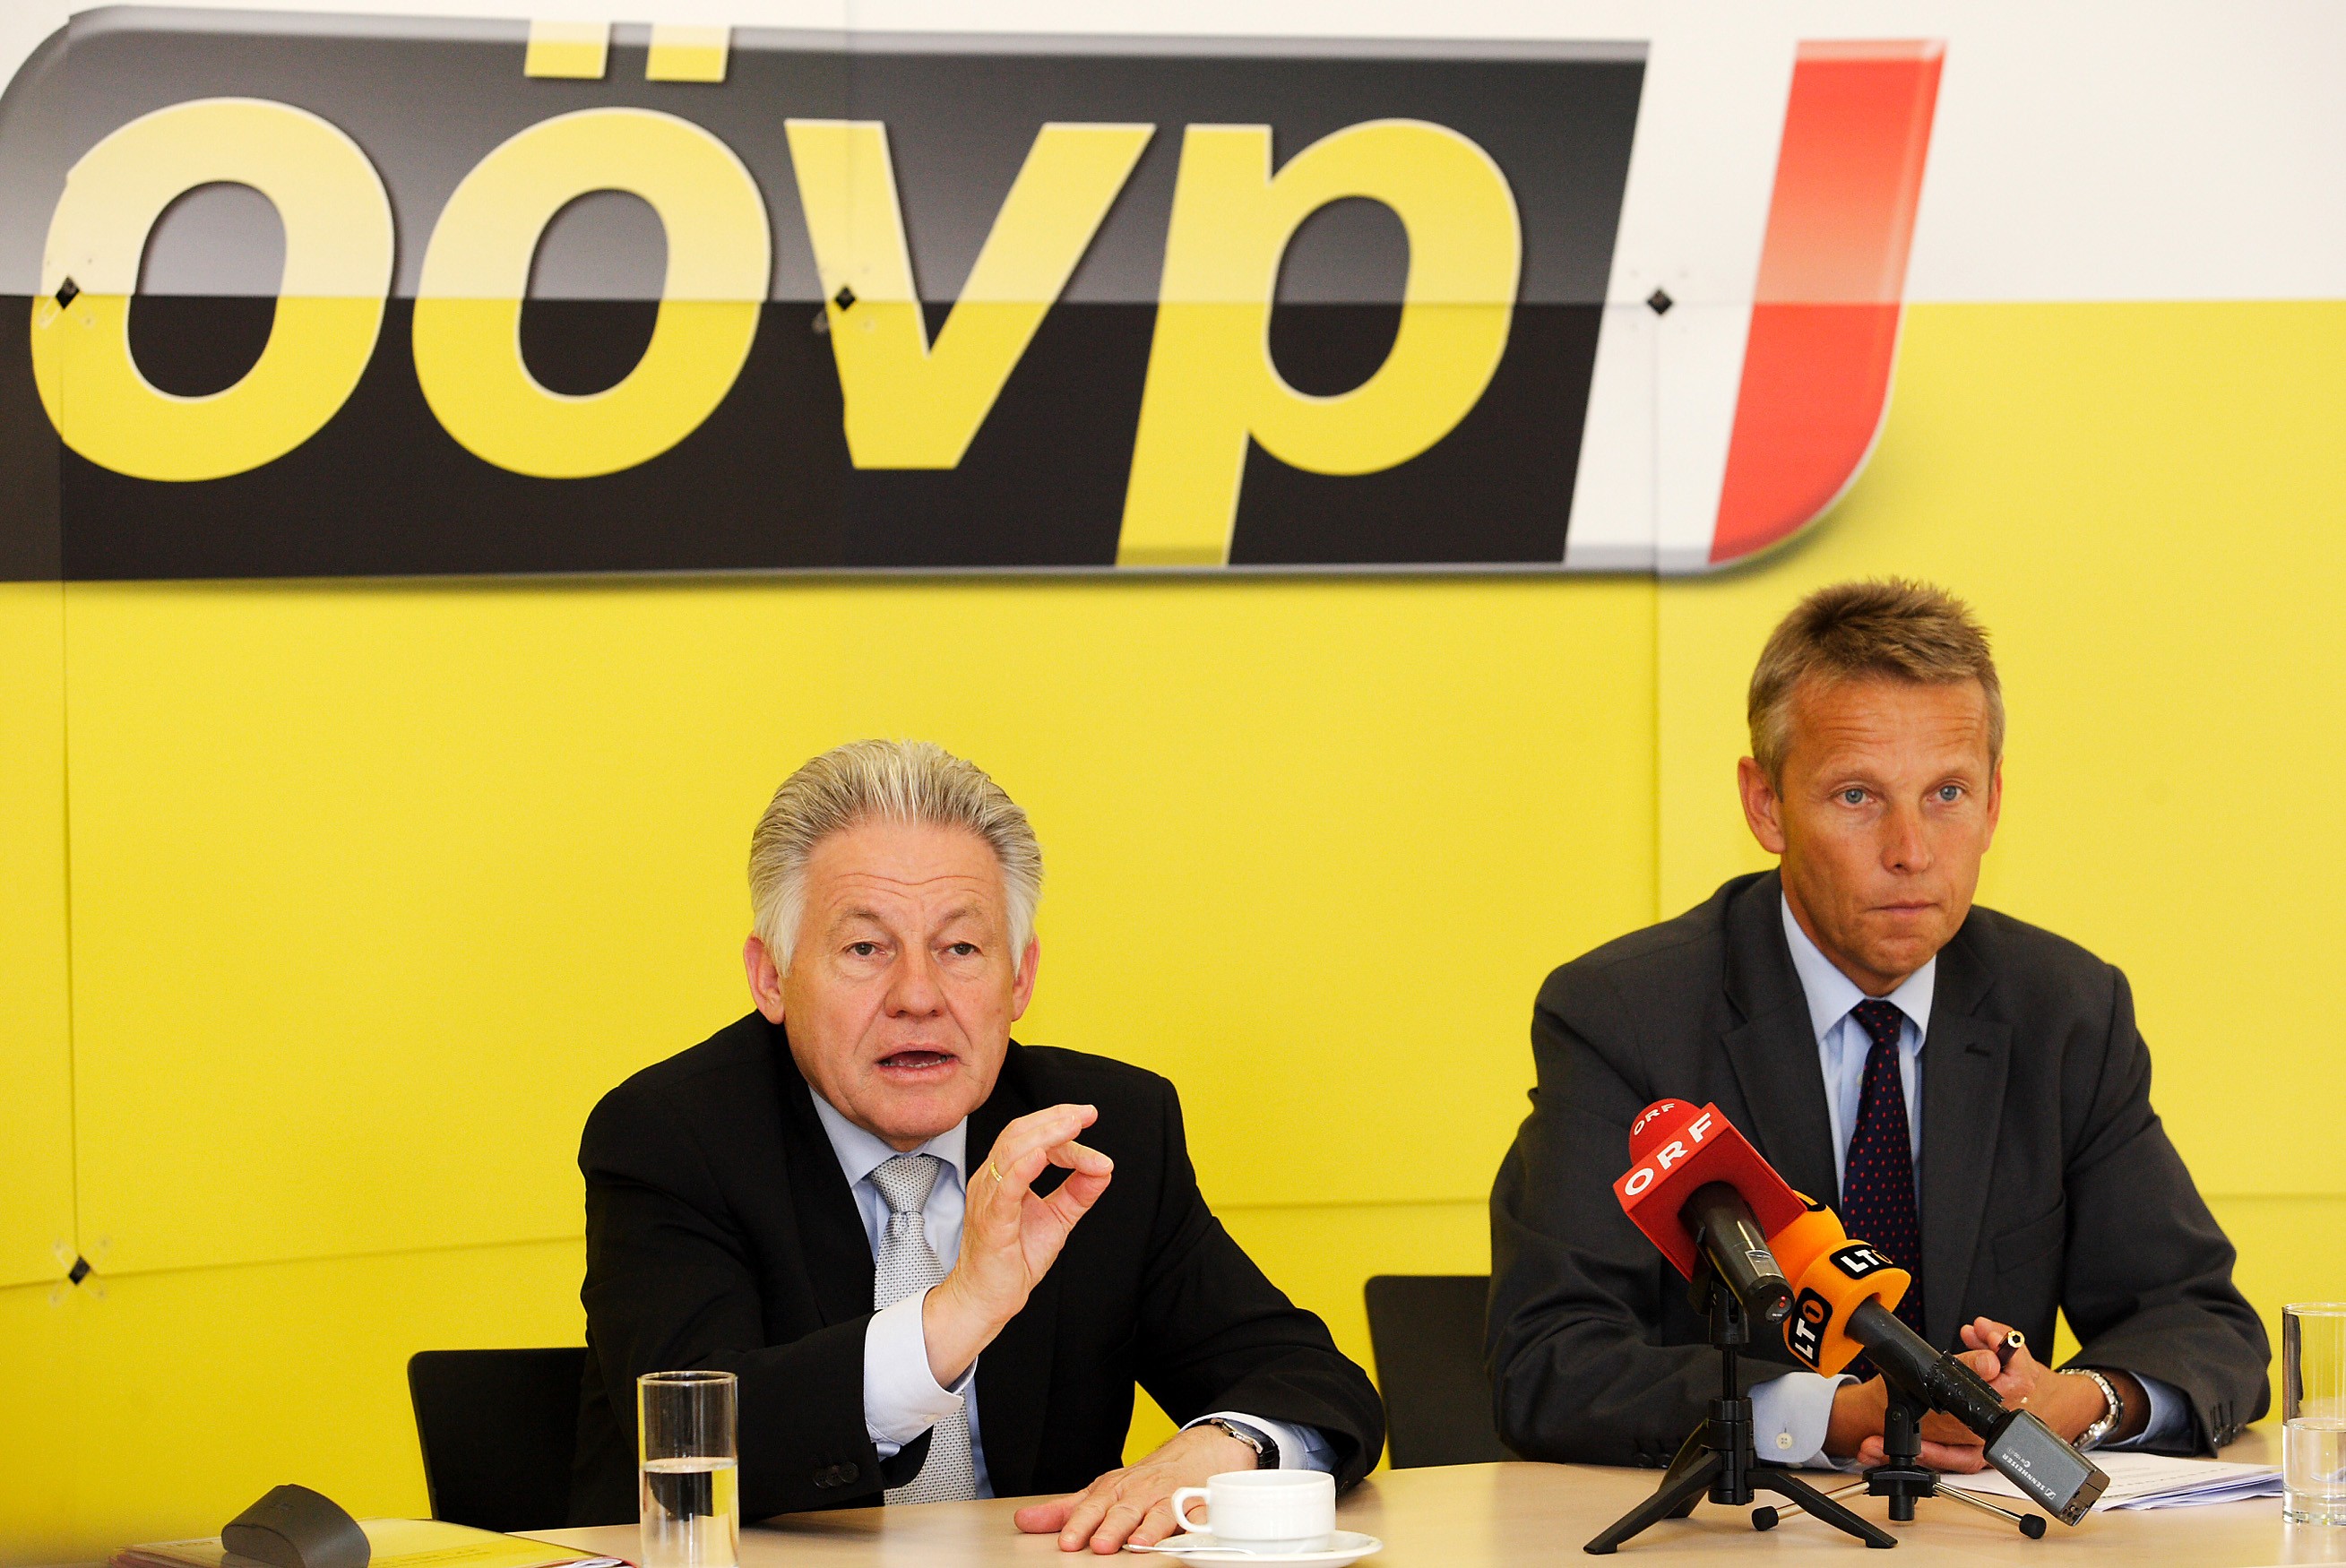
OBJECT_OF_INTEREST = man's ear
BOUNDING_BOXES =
[1009,935,1041,1022]
[744,935,787,1024]
[1738,756,1790,857]
[1982,758,2004,849]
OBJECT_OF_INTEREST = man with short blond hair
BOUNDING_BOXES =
[1490,580,2267,1473]
[572,739,1382,1545]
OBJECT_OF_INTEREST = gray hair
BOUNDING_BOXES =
[749,738,1043,967]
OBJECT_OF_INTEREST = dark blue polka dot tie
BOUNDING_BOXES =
[1841,998,1926,1380]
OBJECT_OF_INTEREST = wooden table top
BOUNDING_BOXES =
[533,1429,2346,1567]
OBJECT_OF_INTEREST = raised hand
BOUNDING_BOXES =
[922,1103,1113,1385]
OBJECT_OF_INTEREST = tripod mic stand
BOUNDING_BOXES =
[1584,1265,1894,1553]
[1754,1391,2048,1539]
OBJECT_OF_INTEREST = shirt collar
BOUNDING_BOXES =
[808,1088,970,1188]
[1780,893,1936,1047]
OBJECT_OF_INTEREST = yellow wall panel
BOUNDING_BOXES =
[1657,301,2346,1198]
[65,577,1656,1276]
[0,1239,582,1565]
[0,1280,82,1564]
[1126,1197,1490,1465]
[1221,1199,1491,1393]
[64,582,850,1274]
[863,578,1659,1208]
[21,298,2343,1557]
[0,582,73,1288]
[2212,1195,2346,1414]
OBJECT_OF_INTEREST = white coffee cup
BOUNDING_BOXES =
[1169,1469,1335,1554]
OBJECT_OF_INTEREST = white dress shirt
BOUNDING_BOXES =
[807,1093,1334,1494]
[1748,898,2184,1463]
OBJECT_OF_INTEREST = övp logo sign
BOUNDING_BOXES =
[0,15,1939,580]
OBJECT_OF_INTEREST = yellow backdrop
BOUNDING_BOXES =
[3,297,2342,1560]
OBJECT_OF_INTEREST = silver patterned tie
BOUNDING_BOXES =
[870,1153,979,1503]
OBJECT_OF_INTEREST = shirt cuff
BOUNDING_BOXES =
[2100,1371,2189,1451]
[1183,1412,1338,1473]
[864,1288,972,1456]
[1747,1372,1851,1468]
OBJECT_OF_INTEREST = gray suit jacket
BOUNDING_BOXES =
[1488,870,2268,1468]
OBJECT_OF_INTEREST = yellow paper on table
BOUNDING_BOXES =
[115,1517,613,1568]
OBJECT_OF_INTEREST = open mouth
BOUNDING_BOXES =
[876,1049,957,1075]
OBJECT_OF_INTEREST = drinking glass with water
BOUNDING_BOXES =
[2286,1303,2346,1526]
[639,1370,740,1567]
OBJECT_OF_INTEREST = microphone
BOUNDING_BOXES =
[1784,1236,2110,1524]
[1767,1191,1853,1282]
[1616,1100,1807,1323]
[1616,1103,2110,1525]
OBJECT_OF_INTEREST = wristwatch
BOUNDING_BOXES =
[1196,1417,1281,1470]
[2072,1368,2125,1452]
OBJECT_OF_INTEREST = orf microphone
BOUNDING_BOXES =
[1616,1100,1807,1323]
[1681,1184,1794,1325]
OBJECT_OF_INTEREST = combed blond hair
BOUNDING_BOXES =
[1748,579,2005,780]
[749,739,1042,966]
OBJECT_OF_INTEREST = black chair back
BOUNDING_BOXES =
[1363,1274,1515,1469]
[407,1347,589,1530]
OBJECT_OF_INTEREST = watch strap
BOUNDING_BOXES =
[2072,1367,2124,1452]
[1195,1417,1280,1470]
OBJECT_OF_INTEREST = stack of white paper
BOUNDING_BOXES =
[1956,1451,2282,1512]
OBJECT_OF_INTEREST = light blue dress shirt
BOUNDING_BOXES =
[807,1093,1333,1495]
[1747,898,2184,1463]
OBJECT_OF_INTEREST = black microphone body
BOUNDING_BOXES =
[1682,1182,1794,1324]
[1847,1300,2109,1525]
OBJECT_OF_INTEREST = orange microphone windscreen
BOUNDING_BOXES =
[1768,1193,1848,1283]
[1783,1241,1912,1375]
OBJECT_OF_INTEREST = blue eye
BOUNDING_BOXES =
[1937,785,1962,802]
[1841,788,1866,806]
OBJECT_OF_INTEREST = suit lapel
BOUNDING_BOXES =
[970,1043,1060,1498]
[1717,874,1841,1208]
[1919,925,2010,1351]
[772,1027,878,1327]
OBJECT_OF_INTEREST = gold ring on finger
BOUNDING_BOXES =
[987,1159,1006,1184]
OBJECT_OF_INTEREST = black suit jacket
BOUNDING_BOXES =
[1488,871,2268,1467]
[570,1012,1384,1525]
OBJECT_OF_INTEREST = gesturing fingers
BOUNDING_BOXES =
[1043,1140,1114,1226]
[1957,1346,2004,1383]
[979,1105,1099,1202]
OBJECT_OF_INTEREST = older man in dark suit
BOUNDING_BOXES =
[1490,580,2267,1474]
[572,739,1382,1546]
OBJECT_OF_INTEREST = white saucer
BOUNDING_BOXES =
[1126,1529,1382,1564]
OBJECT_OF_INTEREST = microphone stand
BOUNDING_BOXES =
[1584,1262,1894,1554]
[1754,1390,2048,1539]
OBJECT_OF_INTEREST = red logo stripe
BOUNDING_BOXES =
[1710,40,1945,565]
